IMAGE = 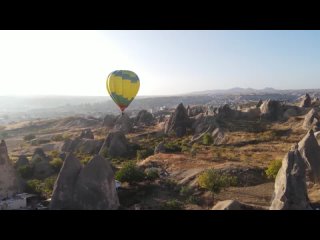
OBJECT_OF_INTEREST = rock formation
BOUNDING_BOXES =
[302,108,320,130]
[61,138,104,155]
[0,140,19,199]
[212,200,262,210]
[31,148,54,179]
[50,154,82,209]
[51,154,119,210]
[164,103,191,137]
[102,114,116,128]
[79,128,94,139]
[211,128,226,145]
[15,155,29,168]
[113,114,132,134]
[99,131,129,157]
[270,146,312,210]
[260,99,283,121]
[298,129,320,183]
[299,93,312,108]
[134,110,154,126]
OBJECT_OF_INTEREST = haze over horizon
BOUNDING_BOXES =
[1,30,320,96]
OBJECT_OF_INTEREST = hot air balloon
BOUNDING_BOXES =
[106,70,140,114]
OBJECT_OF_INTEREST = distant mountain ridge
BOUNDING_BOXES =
[187,87,320,95]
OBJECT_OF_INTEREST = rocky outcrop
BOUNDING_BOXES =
[164,103,191,137]
[102,114,116,128]
[270,146,312,210]
[0,140,19,199]
[99,131,129,158]
[73,155,119,210]
[61,138,104,155]
[211,128,226,145]
[113,114,133,134]
[312,97,320,107]
[299,93,312,108]
[50,154,82,209]
[15,155,29,168]
[134,110,154,126]
[302,108,320,130]
[298,130,320,183]
[51,154,119,210]
[212,200,263,210]
[256,99,263,108]
[31,148,54,179]
[79,129,94,139]
[191,114,217,136]
[187,105,205,117]
[154,142,166,154]
[260,99,283,121]
[215,104,238,119]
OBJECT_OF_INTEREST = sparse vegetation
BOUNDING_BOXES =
[136,149,153,161]
[26,176,57,198]
[198,169,237,194]
[23,134,36,141]
[18,165,33,179]
[115,162,145,183]
[51,134,65,142]
[203,133,213,145]
[49,158,63,172]
[145,168,159,181]
[179,185,193,197]
[161,199,184,210]
[265,159,282,179]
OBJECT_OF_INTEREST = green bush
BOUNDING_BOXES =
[179,185,193,197]
[23,134,36,141]
[161,199,184,210]
[185,195,200,205]
[51,134,64,142]
[26,176,57,198]
[202,133,213,145]
[136,149,154,161]
[198,169,237,194]
[181,145,190,153]
[145,168,159,181]
[164,142,181,153]
[18,165,33,179]
[49,158,63,172]
[115,162,145,183]
[265,159,282,180]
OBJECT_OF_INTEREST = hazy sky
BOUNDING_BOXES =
[1,30,320,96]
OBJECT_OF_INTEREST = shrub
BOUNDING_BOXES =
[145,168,159,181]
[51,134,64,142]
[202,133,213,145]
[18,165,33,179]
[265,159,282,180]
[179,186,193,197]
[136,149,153,161]
[185,195,200,205]
[161,199,184,210]
[49,158,63,172]
[23,134,36,141]
[164,142,181,153]
[181,145,190,153]
[115,162,145,183]
[198,169,237,194]
[26,176,57,198]
[48,150,60,159]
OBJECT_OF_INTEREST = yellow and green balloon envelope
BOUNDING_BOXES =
[106,70,140,113]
